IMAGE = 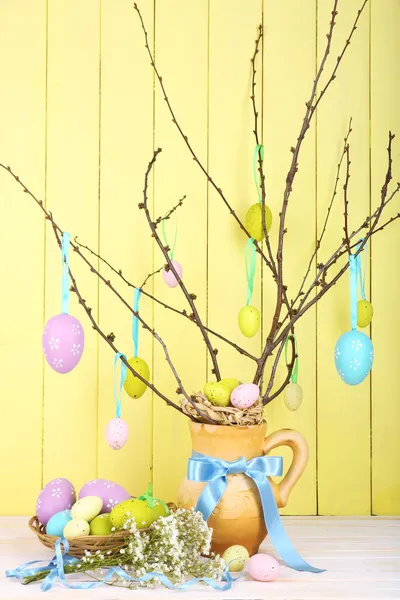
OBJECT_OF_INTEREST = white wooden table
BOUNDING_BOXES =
[1,517,399,599]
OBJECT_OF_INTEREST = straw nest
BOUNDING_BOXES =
[181,392,265,426]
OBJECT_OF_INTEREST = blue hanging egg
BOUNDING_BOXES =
[334,330,374,386]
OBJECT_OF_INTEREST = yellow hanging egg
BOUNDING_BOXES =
[245,203,272,242]
[284,382,303,411]
[220,378,240,394]
[123,356,150,399]
[238,305,260,337]
[203,382,231,407]
[357,299,373,328]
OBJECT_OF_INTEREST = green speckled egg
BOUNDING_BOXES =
[222,545,249,572]
[110,498,154,530]
[284,382,303,411]
[245,203,272,241]
[90,513,112,536]
[220,378,240,394]
[124,356,150,399]
[357,300,373,328]
[203,382,231,407]
[238,305,260,337]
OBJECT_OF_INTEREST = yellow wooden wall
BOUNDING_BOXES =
[0,0,399,516]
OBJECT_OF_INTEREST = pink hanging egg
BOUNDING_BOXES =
[230,383,260,409]
[162,260,183,288]
[247,553,280,582]
[105,418,129,450]
[36,478,76,526]
[42,314,84,374]
[79,479,130,513]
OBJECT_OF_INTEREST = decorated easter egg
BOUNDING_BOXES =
[36,478,76,526]
[203,382,231,407]
[79,479,130,514]
[334,330,374,386]
[247,553,280,582]
[162,260,183,288]
[220,378,240,394]
[106,418,129,450]
[230,383,260,409]
[238,305,260,337]
[90,513,113,536]
[124,356,150,399]
[222,545,249,572]
[45,510,72,537]
[42,314,84,374]
[284,382,303,411]
[71,496,102,522]
[245,203,272,242]
[151,499,169,521]
[63,518,90,539]
[110,498,154,530]
[357,300,373,328]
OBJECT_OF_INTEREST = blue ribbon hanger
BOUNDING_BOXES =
[132,288,141,357]
[349,253,358,330]
[61,232,71,314]
[6,537,239,592]
[114,352,127,419]
[187,452,325,574]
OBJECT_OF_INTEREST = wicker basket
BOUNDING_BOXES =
[29,505,176,559]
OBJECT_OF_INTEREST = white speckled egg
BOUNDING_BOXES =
[284,383,303,411]
[63,518,90,539]
[71,496,102,522]
[230,383,260,409]
[222,545,249,571]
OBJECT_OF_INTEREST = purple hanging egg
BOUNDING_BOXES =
[105,418,129,450]
[162,260,183,288]
[42,314,84,374]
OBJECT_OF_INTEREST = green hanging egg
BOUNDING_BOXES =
[124,356,150,399]
[245,203,272,242]
[220,378,240,394]
[238,305,260,337]
[357,299,373,328]
[203,382,231,407]
[284,382,303,411]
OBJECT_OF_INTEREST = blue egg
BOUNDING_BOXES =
[334,330,374,386]
[46,509,72,537]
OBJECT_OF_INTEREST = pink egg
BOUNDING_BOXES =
[36,478,76,526]
[79,478,131,513]
[162,260,183,288]
[230,383,260,409]
[42,314,85,374]
[105,418,129,451]
[247,553,280,582]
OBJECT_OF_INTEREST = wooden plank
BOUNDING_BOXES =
[96,0,154,495]
[43,1,100,490]
[316,0,371,515]
[370,0,400,516]
[152,0,209,502]
[0,1,46,515]
[262,0,317,515]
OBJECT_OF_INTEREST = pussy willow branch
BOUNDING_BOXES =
[133,2,274,273]
[343,143,352,254]
[0,163,217,423]
[74,238,257,361]
[140,148,222,380]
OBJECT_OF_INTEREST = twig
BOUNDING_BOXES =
[140,266,163,289]
[343,142,352,254]
[263,334,296,405]
[154,194,186,226]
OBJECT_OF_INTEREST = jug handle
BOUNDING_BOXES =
[262,428,309,508]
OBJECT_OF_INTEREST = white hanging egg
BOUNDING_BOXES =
[284,382,303,411]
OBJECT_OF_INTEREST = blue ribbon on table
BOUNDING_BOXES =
[6,538,238,592]
[188,451,325,573]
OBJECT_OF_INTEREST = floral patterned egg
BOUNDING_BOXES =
[79,479,130,514]
[42,314,84,374]
[36,478,76,526]
[334,330,374,386]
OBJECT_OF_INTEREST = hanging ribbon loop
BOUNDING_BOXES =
[61,232,71,314]
[132,288,141,358]
[245,237,257,306]
[114,352,127,419]
[253,144,265,203]
[349,253,358,331]
[188,452,324,574]
[162,212,178,261]
[284,334,299,384]
[356,240,367,301]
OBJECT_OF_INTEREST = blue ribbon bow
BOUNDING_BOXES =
[6,537,238,592]
[188,452,324,573]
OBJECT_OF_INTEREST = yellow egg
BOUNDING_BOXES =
[151,499,169,522]
[357,300,373,328]
[203,382,231,407]
[123,356,150,399]
[110,498,155,530]
[238,305,260,337]
[245,203,272,242]
[284,382,303,411]
[90,513,112,535]
[220,378,240,394]
[71,496,102,522]
[63,518,90,539]
[222,545,249,572]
